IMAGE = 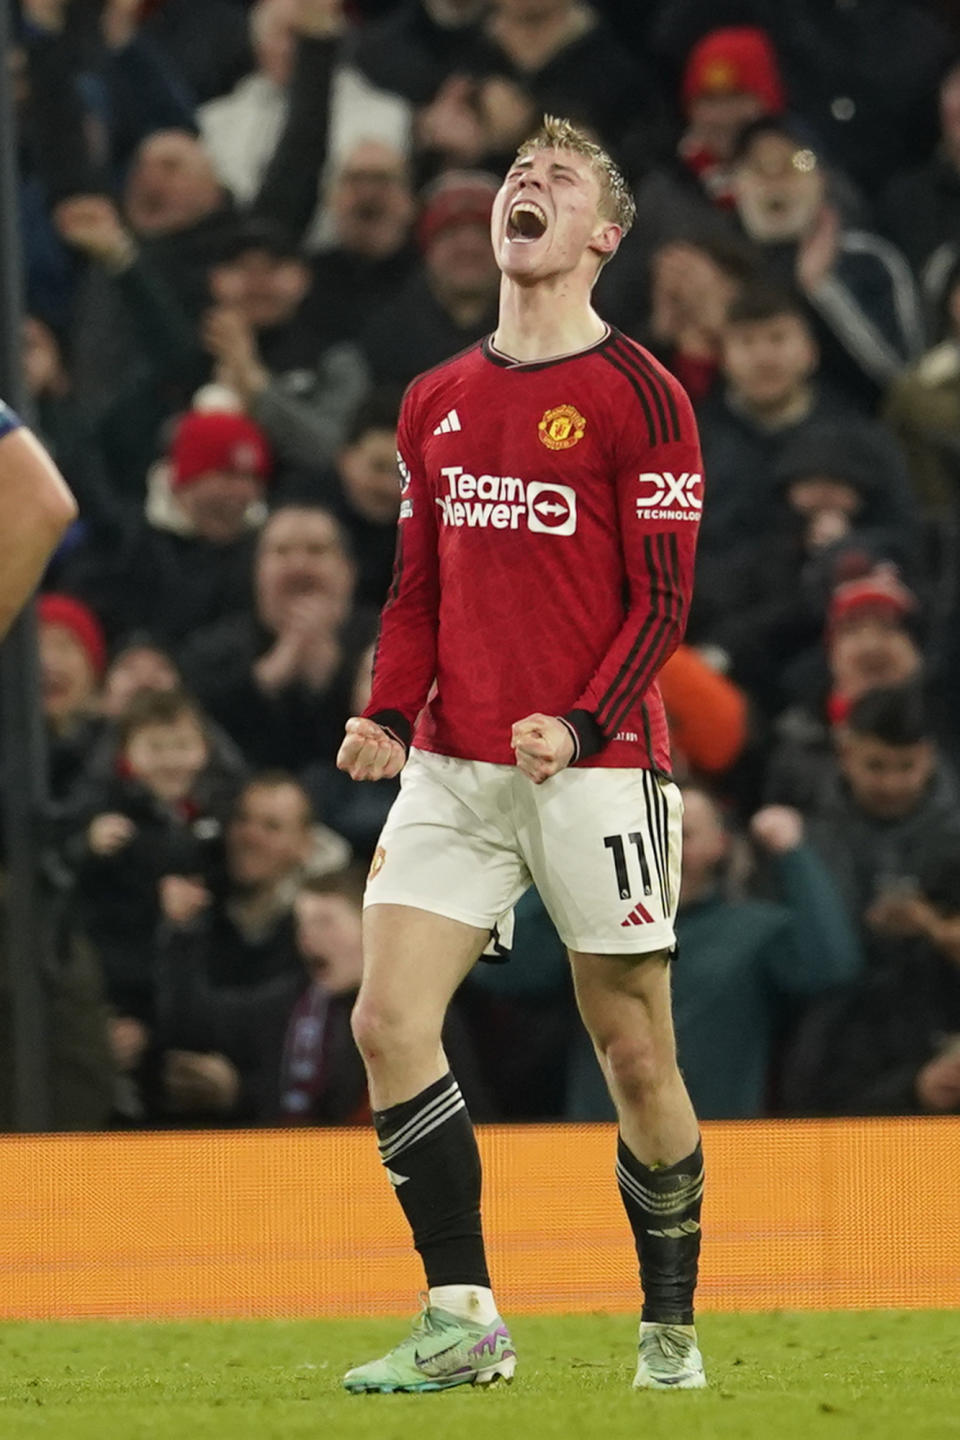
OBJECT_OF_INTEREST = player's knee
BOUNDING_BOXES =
[350,996,434,1065]
[601,1029,675,1106]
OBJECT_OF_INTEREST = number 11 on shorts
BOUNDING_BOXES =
[603,833,653,901]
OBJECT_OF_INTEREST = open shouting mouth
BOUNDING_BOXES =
[507,199,548,242]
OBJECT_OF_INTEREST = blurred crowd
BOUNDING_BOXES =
[5,0,960,1129]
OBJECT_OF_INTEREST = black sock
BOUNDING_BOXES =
[616,1136,703,1324]
[373,1071,490,1289]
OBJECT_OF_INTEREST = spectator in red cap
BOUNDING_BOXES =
[37,593,109,804]
[602,26,785,329]
[59,409,271,649]
[358,171,500,387]
[766,566,925,811]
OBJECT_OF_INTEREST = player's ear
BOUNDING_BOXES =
[590,220,622,261]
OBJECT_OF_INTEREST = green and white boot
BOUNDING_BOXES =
[343,1302,517,1394]
[632,1322,707,1390]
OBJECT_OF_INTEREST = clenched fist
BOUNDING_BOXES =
[337,716,406,781]
[511,713,575,785]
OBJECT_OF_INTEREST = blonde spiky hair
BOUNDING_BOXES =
[515,115,636,235]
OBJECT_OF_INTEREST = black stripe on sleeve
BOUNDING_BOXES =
[606,534,683,737]
[595,535,662,725]
[609,338,673,445]
[596,534,676,734]
[599,351,659,445]
[612,338,682,443]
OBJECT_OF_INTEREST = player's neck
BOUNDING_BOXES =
[493,278,607,363]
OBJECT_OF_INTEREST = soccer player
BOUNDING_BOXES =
[337,116,707,1393]
[0,402,77,640]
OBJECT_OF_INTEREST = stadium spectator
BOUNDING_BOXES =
[474,0,657,166]
[879,58,960,318]
[567,786,862,1120]
[198,0,302,205]
[782,842,960,1116]
[60,408,271,648]
[628,26,785,264]
[803,684,960,959]
[139,0,256,107]
[657,645,749,783]
[21,315,119,549]
[639,235,756,403]
[37,594,108,805]
[348,0,488,114]
[55,136,234,418]
[201,216,368,470]
[766,569,925,812]
[288,141,419,349]
[883,257,960,518]
[302,640,399,860]
[155,863,494,1124]
[59,689,234,1111]
[282,389,402,609]
[730,116,923,411]
[692,287,850,562]
[359,170,499,387]
[152,772,347,1119]
[651,0,951,196]
[178,504,374,771]
[693,419,917,714]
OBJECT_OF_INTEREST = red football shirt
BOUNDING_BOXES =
[364,326,704,771]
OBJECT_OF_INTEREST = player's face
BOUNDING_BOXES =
[294,892,363,993]
[839,734,936,820]
[124,716,209,803]
[227,783,311,888]
[492,147,620,285]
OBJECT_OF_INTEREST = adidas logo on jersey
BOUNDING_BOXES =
[433,408,462,435]
[621,903,654,927]
[436,465,577,536]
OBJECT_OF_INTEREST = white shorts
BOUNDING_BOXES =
[364,748,682,956]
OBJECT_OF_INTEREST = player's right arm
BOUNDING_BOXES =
[0,404,78,642]
[337,388,440,782]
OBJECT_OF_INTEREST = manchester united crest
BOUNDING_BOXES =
[538,404,586,450]
[368,845,386,881]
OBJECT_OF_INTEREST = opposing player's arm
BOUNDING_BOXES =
[562,372,703,761]
[337,389,440,781]
[0,406,78,643]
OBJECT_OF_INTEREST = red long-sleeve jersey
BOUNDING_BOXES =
[364,327,704,771]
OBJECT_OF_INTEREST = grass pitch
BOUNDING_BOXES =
[0,1311,956,1440]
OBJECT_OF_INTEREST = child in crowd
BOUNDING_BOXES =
[63,688,232,1115]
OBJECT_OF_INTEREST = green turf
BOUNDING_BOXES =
[0,1311,956,1440]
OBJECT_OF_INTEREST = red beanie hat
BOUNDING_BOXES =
[683,26,785,117]
[170,410,272,490]
[418,171,499,252]
[827,565,918,638]
[37,594,107,678]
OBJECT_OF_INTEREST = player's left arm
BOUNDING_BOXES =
[0,405,78,642]
[513,375,702,782]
